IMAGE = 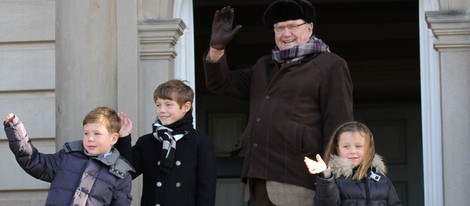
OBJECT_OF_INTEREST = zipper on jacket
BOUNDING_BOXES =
[363,178,370,206]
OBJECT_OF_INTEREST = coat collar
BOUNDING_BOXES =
[63,140,120,166]
[328,154,387,179]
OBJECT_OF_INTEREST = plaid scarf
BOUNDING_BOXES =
[272,35,330,63]
[152,111,193,174]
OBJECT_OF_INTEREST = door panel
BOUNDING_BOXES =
[354,103,423,206]
[204,102,423,206]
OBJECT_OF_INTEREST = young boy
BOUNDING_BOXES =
[116,79,217,206]
[3,107,135,206]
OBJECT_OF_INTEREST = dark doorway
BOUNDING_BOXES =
[193,1,422,205]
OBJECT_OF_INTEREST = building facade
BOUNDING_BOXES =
[0,0,468,205]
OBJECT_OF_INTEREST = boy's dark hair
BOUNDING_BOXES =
[153,79,194,109]
[83,107,121,134]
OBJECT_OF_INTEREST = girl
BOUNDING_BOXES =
[304,121,402,205]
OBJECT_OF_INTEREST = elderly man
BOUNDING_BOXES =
[203,0,354,205]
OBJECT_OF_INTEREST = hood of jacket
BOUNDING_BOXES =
[328,154,387,179]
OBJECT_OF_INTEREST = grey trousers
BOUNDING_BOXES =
[247,178,315,206]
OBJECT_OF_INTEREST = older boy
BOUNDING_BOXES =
[116,79,217,206]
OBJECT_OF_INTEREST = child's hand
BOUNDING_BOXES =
[118,112,132,137]
[304,154,327,174]
[5,113,15,124]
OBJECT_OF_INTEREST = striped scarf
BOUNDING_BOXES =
[152,111,193,174]
[272,35,330,63]
[153,123,184,174]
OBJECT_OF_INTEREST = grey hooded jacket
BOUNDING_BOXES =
[4,116,134,206]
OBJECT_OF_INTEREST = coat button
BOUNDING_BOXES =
[256,117,260,122]
[157,161,160,166]
[176,182,181,188]
[175,160,181,166]
[156,181,162,187]
[253,143,258,148]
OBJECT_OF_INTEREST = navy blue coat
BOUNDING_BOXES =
[116,128,217,206]
[315,155,402,206]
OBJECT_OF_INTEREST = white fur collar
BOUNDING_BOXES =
[328,154,387,178]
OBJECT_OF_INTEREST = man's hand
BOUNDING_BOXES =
[304,154,327,174]
[118,112,132,138]
[209,6,242,50]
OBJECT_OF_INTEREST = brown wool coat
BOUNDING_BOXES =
[203,51,354,190]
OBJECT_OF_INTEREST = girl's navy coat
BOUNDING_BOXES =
[315,154,402,206]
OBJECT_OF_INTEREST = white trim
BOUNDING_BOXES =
[173,0,197,126]
[420,0,443,205]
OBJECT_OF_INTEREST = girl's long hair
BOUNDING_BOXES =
[323,121,376,180]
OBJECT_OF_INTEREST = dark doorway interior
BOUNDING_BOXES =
[193,0,422,205]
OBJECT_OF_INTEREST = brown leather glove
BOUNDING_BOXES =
[210,6,242,50]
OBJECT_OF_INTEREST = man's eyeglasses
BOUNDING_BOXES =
[273,22,307,33]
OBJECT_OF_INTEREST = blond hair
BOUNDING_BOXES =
[82,107,121,134]
[323,121,376,180]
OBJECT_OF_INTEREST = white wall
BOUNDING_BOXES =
[0,0,56,205]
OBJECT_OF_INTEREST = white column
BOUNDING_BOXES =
[420,0,442,205]
[137,19,186,137]
[56,1,117,147]
[426,8,470,206]
[173,0,197,126]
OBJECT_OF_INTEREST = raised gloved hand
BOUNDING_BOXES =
[210,6,242,50]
